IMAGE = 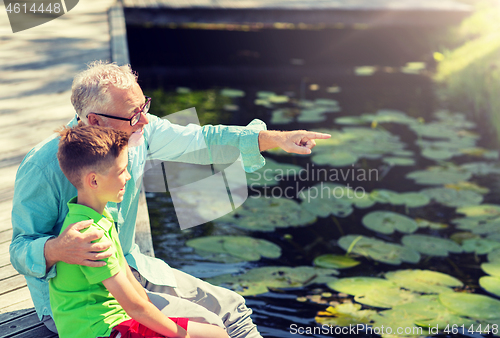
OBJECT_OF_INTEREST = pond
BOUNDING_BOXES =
[128,24,500,338]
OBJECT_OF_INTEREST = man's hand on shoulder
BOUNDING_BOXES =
[44,220,113,271]
[258,130,331,154]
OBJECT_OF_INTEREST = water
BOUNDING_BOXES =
[128,25,500,337]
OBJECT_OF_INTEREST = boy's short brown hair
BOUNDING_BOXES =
[57,125,130,189]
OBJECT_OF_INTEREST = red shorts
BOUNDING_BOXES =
[108,318,189,338]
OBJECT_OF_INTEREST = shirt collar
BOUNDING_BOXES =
[67,196,114,231]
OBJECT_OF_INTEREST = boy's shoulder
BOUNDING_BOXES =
[61,198,114,235]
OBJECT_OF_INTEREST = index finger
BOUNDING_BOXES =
[81,228,105,242]
[305,132,331,139]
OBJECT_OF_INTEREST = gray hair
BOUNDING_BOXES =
[71,61,138,124]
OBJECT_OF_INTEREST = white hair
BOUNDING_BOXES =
[71,61,138,124]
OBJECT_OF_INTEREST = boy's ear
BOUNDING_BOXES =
[84,172,99,189]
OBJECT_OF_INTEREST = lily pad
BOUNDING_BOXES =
[385,269,462,294]
[444,181,490,195]
[311,151,358,167]
[415,218,448,229]
[406,168,472,185]
[186,236,281,263]
[314,254,360,269]
[481,262,500,277]
[206,266,338,296]
[421,187,483,208]
[457,204,500,218]
[246,157,302,187]
[315,302,376,327]
[215,197,316,231]
[362,211,418,235]
[480,276,500,297]
[299,183,354,218]
[402,234,463,257]
[327,277,395,296]
[355,287,420,308]
[221,88,245,97]
[338,235,420,265]
[383,157,416,166]
[439,292,500,320]
[462,238,500,255]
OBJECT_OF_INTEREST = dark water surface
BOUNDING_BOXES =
[128,25,499,337]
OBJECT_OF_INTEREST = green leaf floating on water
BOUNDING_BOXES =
[205,266,338,296]
[362,211,418,235]
[327,277,396,296]
[215,196,316,232]
[315,302,376,327]
[421,187,483,208]
[480,276,500,297]
[314,254,360,269]
[462,238,500,255]
[402,234,463,257]
[299,183,354,218]
[481,262,500,277]
[246,157,302,187]
[488,248,500,262]
[311,151,358,167]
[186,236,281,263]
[439,292,500,320]
[457,204,500,218]
[220,88,245,97]
[406,167,472,185]
[383,157,416,166]
[384,270,462,294]
[415,218,448,229]
[369,190,430,208]
[338,235,420,265]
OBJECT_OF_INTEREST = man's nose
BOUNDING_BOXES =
[138,112,149,125]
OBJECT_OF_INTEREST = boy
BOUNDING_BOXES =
[49,125,229,338]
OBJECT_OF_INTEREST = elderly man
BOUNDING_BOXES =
[10,61,330,338]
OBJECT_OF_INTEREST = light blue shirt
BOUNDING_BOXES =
[10,114,266,320]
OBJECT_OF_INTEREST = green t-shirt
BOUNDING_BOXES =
[49,197,131,338]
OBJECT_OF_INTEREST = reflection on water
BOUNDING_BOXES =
[131,26,500,338]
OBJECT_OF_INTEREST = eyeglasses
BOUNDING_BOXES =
[88,96,151,126]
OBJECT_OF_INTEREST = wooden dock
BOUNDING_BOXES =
[0,0,143,336]
[123,0,471,27]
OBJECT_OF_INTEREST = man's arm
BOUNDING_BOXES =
[258,130,331,154]
[102,270,190,338]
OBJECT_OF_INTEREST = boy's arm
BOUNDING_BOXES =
[102,270,190,338]
[124,264,149,302]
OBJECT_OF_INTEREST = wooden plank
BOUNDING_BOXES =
[6,325,58,338]
[0,308,34,325]
[0,274,27,296]
[124,0,471,11]
[0,299,34,315]
[0,265,19,280]
[0,242,10,268]
[125,7,470,27]
[0,309,46,338]
[109,2,131,66]
[0,287,33,314]
[0,229,13,244]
